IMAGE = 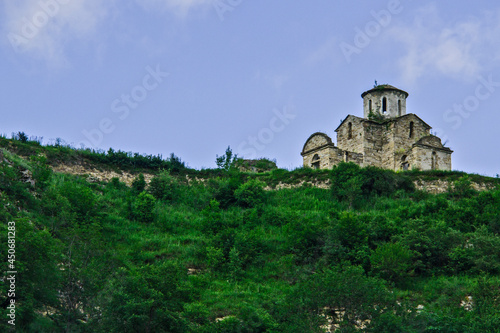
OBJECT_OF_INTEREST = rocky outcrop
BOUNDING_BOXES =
[51,164,154,186]
[49,162,495,194]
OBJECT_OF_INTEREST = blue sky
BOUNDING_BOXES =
[1,0,499,176]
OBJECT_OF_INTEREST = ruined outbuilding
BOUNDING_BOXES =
[301,85,453,171]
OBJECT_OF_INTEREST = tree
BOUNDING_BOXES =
[131,173,146,193]
[278,265,395,332]
[133,192,156,223]
[234,179,267,208]
[331,163,363,208]
[216,146,238,171]
[148,170,179,202]
[100,263,189,332]
[370,242,413,285]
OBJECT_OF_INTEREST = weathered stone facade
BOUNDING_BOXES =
[301,85,453,171]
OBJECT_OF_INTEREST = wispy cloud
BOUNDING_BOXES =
[136,0,214,17]
[389,5,500,83]
[305,37,340,67]
[2,0,110,67]
[254,70,290,92]
[1,0,213,67]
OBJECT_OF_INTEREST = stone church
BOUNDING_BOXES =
[301,84,453,171]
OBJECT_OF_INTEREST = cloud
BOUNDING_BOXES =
[389,5,500,83]
[254,70,290,92]
[1,0,212,67]
[305,37,340,67]
[136,0,214,17]
[2,0,111,67]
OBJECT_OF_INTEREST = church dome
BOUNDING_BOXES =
[362,84,408,119]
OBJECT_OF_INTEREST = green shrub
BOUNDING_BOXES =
[450,175,475,198]
[40,187,75,232]
[331,163,414,206]
[59,182,97,223]
[148,170,180,202]
[131,173,146,193]
[396,220,461,275]
[234,179,266,208]
[215,146,238,171]
[284,215,324,263]
[370,242,413,284]
[449,226,500,274]
[30,155,52,190]
[201,199,223,235]
[133,192,156,223]
[331,162,363,205]
[12,131,29,142]
[209,176,243,209]
[280,265,394,332]
[206,246,224,272]
[100,263,189,332]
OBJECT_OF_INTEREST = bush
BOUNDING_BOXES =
[201,199,224,235]
[12,131,29,142]
[279,265,394,332]
[133,192,156,223]
[284,215,324,264]
[100,263,189,332]
[210,176,243,209]
[361,166,414,197]
[148,170,180,202]
[450,175,475,198]
[396,220,461,275]
[331,163,415,206]
[30,155,52,190]
[216,146,238,171]
[370,242,413,284]
[234,179,266,208]
[449,226,500,274]
[331,162,363,205]
[59,182,97,224]
[131,173,146,193]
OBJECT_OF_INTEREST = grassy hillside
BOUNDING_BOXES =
[1,134,500,332]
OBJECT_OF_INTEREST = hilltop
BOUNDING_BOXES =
[0,134,497,193]
[1,133,499,332]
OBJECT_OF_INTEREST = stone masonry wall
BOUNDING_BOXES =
[345,151,364,165]
[336,116,365,155]
[412,146,452,171]
[381,122,396,170]
[361,121,384,167]
[363,90,407,119]
[303,134,330,152]
[303,147,340,169]
[386,115,431,170]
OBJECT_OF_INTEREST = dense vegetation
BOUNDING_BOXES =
[1,135,500,332]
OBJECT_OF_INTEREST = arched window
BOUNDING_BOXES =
[398,100,401,116]
[344,151,349,162]
[348,122,352,139]
[401,155,409,171]
[409,121,414,138]
[431,151,437,170]
[311,154,320,169]
[369,99,372,111]
[382,97,387,114]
